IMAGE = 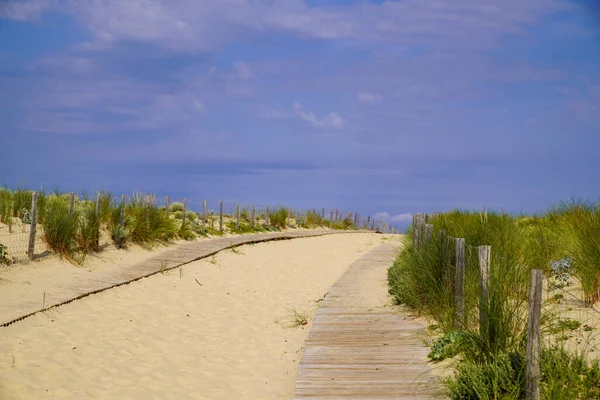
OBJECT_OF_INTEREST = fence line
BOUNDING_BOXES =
[412,213,542,400]
[0,190,401,265]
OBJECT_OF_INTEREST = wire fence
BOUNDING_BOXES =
[0,190,398,265]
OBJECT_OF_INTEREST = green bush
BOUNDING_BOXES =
[428,331,464,361]
[78,204,100,253]
[43,197,78,257]
[446,352,525,399]
[268,207,289,229]
[169,202,185,212]
[111,225,127,249]
[127,201,178,245]
[226,220,266,234]
[11,187,32,219]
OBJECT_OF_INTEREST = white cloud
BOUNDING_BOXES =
[4,0,572,53]
[373,212,413,223]
[293,102,344,129]
[358,92,383,103]
[0,0,50,21]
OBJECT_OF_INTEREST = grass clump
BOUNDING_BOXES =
[268,207,290,229]
[43,196,78,257]
[282,307,313,328]
[78,203,100,253]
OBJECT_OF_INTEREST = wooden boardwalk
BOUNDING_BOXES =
[1,230,358,327]
[295,242,446,399]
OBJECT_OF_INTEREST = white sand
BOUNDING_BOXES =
[0,233,386,399]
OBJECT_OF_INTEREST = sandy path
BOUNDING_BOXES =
[0,233,387,400]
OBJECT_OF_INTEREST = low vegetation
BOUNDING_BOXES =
[388,202,600,399]
[0,186,361,264]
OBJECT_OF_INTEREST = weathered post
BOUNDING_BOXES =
[145,194,150,225]
[27,192,37,260]
[478,245,491,339]
[266,205,270,227]
[252,205,256,228]
[69,192,75,217]
[236,203,240,231]
[219,201,224,232]
[425,224,433,243]
[95,192,101,216]
[526,269,543,400]
[182,198,187,227]
[321,208,325,219]
[297,209,301,227]
[329,210,333,228]
[335,209,339,222]
[165,196,170,215]
[202,200,207,234]
[455,238,465,327]
[121,194,126,228]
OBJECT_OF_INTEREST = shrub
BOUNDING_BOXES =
[178,220,195,240]
[169,202,185,212]
[43,197,78,257]
[446,352,525,399]
[268,207,289,229]
[111,225,127,249]
[78,204,100,253]
[0,243,12,265]
[11,187,32,219]
[428,331,464,361]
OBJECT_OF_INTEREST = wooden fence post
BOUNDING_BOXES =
[202,200,207,234]
[335,209,338,222]
[121,194,126,228]
[236,203,240,231]
[478,245,491,338]
[219,201,223,232]
[182,198,187,227]
[95,192,101,216]
[69,192,75,217]
[526,269,543,400]
[297,209,301,227]
[412,214,418,245]
[266,205,270,227]
[455,238,465,327]
[165,196,170,215]
[425,224,433,243]
[321,208,325,219]
[252,205,256,228]
[145,194,150,225]
[329,210,333,228]
[27,192,37,260]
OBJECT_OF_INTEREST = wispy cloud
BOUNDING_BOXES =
[293,102,344,129]
[358,92,383,104]
[373,212,413,224]
[0,0,50,21]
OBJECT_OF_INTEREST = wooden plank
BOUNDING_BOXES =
[294,243,445,399]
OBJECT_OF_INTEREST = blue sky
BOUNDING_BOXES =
[1,0,599,228]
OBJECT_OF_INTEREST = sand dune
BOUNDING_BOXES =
[0,233,388,399]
